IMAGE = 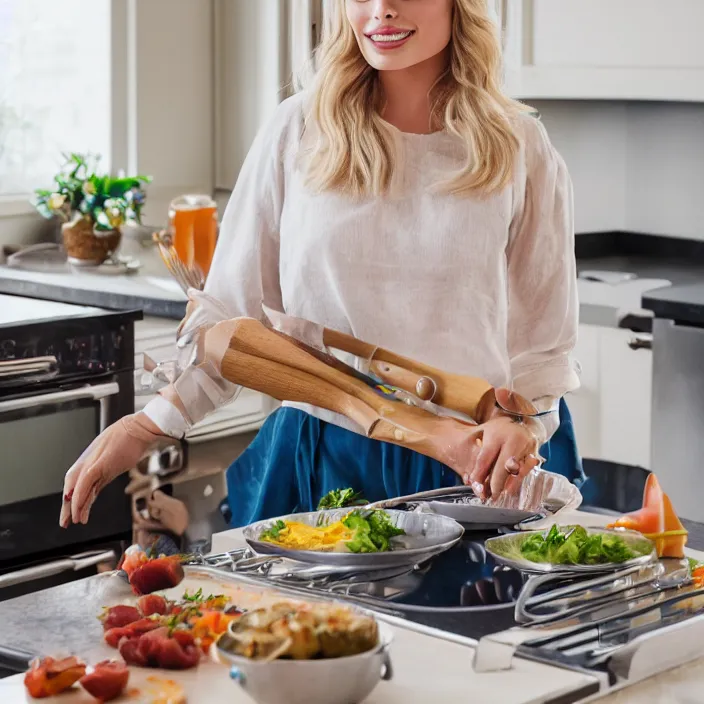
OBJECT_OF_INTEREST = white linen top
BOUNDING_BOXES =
[144,91,580,439]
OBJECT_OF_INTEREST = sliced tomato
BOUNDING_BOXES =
[80,660,130,702]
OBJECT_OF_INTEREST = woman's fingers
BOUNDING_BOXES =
[469,436,500,493]
[59,464,81,528]
[490,436,531,499]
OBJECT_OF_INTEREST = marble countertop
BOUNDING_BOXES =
[0,569,599,704]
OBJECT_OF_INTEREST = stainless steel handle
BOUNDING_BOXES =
[628,334,653,351]
[0,550,116,589]
[0,382,119,431]
[0,382,119,413]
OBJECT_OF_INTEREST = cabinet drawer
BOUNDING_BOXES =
[532,0,704,69]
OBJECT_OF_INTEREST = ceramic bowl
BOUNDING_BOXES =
[213,621,394,704]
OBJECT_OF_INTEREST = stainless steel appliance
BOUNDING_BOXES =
[651,317,704,522]
[0,295,140,600]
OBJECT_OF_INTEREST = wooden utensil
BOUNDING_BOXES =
[210,319,484,480]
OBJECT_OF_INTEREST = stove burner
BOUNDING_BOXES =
[385,533,526,609]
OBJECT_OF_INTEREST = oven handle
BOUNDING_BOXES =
[0,382,119,431]
[0,550,116,590]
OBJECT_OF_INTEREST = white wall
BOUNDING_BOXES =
[534,100,704,239]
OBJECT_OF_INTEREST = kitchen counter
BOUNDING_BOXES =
[4,232,704,329]
[2,509,704,703]
[0,570,599,704]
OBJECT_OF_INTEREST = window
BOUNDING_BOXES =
[0,0,111,198]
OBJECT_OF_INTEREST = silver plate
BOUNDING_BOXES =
[244,509,464,568]
[485,526,657,574]
[427,501,537,528]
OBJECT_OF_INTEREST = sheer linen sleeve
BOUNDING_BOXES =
[506,116,580,440]
[141,96,302,436]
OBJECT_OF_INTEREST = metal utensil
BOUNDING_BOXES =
[513,560,690,626]
[153,231,205,293]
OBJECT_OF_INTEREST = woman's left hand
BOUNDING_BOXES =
[466,416,541,500]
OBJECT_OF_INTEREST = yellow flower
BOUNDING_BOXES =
[48,193,66,211]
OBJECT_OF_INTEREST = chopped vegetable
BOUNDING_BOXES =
[519,525,639,566]
[317,488,367,510]
[607,474,688,558]
[80,660,129,702]
[342,509,405,553]
[129,555,185,596]
[260,520,287,541]
[24,657,86,698]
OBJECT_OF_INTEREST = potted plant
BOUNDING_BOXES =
[34,153,151,267]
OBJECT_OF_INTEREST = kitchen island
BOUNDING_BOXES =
[2,510,704,703]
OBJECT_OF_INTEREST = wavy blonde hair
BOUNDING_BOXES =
[304,0,528,198]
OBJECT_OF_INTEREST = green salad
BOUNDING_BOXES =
[342,509,405,553]
[519,525,639,566]
[317,488,368,510]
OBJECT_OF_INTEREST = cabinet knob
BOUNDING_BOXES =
[628,334,652,351]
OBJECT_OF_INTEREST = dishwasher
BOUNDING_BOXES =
[651,317,704,522]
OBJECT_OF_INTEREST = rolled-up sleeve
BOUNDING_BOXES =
[506,117,580,409]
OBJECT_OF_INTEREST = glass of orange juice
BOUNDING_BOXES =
[168,194,218,276]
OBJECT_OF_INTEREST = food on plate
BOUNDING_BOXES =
[119,627,201,669]
[130,675,186,704]
[105,617,164,648]
[317,487,368,510]
[138,593,172,616]
[100,604,142,630]
[607,474,688,558]
[219,601,379,661]
[129,555,185,595]
[102,587,238,665]
[260,509,405,553]
[24,656,86,698]
[519,525,642,566]
[79,660,130,702]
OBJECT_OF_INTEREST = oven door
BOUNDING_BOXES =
[0,381,133,565]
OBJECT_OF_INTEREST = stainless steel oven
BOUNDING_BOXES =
[0,299,141,600]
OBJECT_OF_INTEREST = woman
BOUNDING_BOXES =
[60,0,582,531]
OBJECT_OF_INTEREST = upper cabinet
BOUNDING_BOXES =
[498,0,704,102]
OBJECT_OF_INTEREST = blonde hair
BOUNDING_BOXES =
[303,0,528,198]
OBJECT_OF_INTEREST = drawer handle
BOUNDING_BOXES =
[628,334,652,351]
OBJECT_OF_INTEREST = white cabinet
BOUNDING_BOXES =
[599,328,652,469]
[500,0,704,102]
[569,324,652,468]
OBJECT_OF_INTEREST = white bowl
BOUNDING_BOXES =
[213,622,394,704]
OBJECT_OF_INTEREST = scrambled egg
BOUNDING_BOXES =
[263,520,354,552]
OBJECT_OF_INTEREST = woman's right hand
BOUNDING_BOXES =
[59,413,169,528]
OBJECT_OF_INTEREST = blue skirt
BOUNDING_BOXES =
[225,399,588,528]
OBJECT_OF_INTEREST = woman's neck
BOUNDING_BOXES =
[378,49,448,135]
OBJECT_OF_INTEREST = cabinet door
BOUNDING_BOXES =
[507,0,704,101]
[568,324,601,460]
[531,0,704,70]
[599,328,652,468]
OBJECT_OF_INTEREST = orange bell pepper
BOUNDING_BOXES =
[607,474,688,558]
[190,610,239,654]
[24,657,86,698]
